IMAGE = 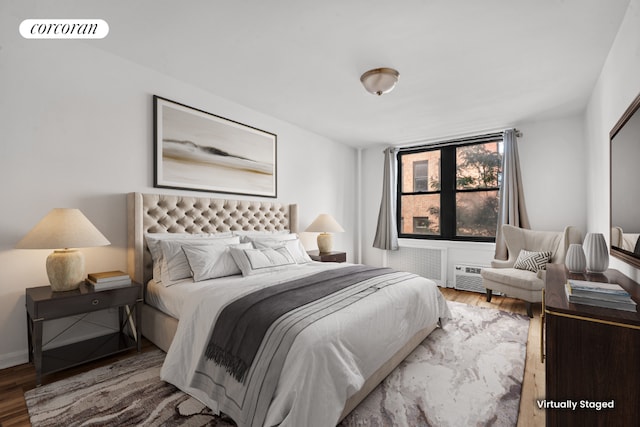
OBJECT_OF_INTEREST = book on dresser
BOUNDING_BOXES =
[87,271,131,290]
[567,279,630,295]
[565,280,637,312]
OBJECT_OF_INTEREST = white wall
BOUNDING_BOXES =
[360,114,588,286]
[517,115,587,233]
[0,13,356,368]
[585,0,640,281]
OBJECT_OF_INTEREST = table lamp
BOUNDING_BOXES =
[305,214,344,253]
[16,208,111,291]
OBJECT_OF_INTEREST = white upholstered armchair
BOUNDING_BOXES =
[481,225,582,317]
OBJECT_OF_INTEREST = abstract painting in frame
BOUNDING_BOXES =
[154,95,277,197]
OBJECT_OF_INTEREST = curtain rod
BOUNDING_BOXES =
[394,127,522,152]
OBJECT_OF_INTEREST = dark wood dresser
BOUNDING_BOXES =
[544,264,640,426]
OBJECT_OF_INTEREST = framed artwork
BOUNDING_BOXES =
[153,95,277,197]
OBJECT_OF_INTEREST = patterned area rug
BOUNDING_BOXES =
[25,301,529,427]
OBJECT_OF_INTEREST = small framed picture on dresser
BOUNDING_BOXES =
[153,95,277,197]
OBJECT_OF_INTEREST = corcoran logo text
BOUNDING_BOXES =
[19,19,109,39]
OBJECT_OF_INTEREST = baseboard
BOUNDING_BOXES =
[0,349,29,370]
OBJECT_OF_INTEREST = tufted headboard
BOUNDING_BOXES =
[127,192,298,286]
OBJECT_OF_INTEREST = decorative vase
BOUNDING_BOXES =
[583,233,609,273]
[565,243,586,273]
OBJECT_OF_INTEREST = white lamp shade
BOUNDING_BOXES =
[360,67,400,96]
[305,214,345,233]
[16,208,110,249]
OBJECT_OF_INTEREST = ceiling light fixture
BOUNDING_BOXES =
[360,67,400,96]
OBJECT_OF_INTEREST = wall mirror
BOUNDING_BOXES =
[610,91,640,269]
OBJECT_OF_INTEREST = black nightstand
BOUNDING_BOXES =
[307,250,347,263]
[25,281,142,385]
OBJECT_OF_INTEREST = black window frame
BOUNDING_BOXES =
[397,133,503,243]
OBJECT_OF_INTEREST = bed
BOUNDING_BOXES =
[127,192,450,426]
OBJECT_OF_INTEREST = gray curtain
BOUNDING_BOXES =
[373,147,399,250]
[494,129,530,259]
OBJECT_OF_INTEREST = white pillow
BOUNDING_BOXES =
[183,242,252,282]
[252,238,312,264]
[159,236,240,285]
[145,233,230,283]
[239,232,298,244]
[232,230,291,238]
[229,246,296,276]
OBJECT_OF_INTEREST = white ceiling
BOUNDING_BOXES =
[15,0,631,147]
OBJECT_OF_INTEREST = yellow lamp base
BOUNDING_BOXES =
[46,249,85,291]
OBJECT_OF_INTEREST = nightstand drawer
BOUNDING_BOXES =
[320,253,346,262]
[30,286,140,319]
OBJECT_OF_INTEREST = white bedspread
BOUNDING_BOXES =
[160,263,451,427]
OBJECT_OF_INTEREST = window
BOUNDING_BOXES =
[412,216,433,234]
[397,134,503,241]
[413,160,429,192]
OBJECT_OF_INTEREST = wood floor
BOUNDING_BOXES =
[0,289,545,427]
